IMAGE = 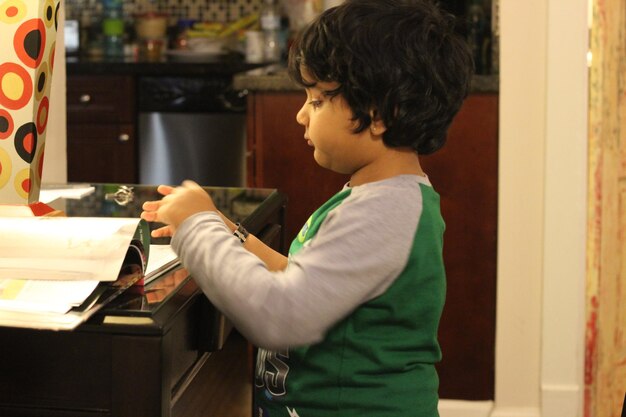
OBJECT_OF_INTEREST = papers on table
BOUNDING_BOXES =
[0,214,179,330]
[0,217,142,282]
[0,279,99,314]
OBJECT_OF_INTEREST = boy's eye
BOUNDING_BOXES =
[308,99,323,109]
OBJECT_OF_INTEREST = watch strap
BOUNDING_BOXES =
[233,223,249,244]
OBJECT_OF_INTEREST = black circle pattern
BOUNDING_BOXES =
[14,122,37,163]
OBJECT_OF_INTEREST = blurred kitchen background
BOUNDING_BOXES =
[63,0,497,75]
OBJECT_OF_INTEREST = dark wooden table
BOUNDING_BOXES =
[0,184,286,417]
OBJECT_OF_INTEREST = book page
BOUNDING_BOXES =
[0,217,141,281]
[0,279,99,314]
[145,244,179,284]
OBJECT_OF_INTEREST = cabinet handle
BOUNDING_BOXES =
[79,94,91,104]
[118,133,130,142]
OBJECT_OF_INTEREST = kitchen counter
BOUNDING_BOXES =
[66,53,266,77]
[67,57,499,93]
[233,64,500,93]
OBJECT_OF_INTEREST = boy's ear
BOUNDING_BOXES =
[369,110,387,136]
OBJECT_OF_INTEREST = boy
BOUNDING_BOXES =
[141,1,473,416]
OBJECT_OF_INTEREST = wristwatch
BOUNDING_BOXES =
[233,223,249,244]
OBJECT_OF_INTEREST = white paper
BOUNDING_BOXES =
[0,217,141,281]
[0,279,99,314]
[145,244,179,283]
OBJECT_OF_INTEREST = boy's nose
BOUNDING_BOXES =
[295,103,308,126]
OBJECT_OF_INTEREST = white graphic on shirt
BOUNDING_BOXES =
[286,406,301,417]
[255,348,290,396]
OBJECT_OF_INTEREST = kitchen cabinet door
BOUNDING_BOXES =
[67,123,137,184]
[66,75,137,183]
[421,93,499,400]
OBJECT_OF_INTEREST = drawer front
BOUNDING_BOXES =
[0,328,112,414]
[67,123,137,183]
[67,75,135,124]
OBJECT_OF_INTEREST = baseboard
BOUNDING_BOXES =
[541,383,582,417]
[444,384,581,417]
[438,399,494,417]
[489,406,541,417]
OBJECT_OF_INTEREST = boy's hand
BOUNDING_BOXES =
[141,180,218,237]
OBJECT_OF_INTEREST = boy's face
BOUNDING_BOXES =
[295,73,380,176]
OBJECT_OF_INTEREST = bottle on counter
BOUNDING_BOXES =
[102,0,125,58]
[260,0,282,62]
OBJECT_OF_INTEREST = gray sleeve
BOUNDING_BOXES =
[171,183,423,350]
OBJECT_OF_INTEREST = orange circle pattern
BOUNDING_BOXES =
[0,62,32,110]
[36,96,49,134]
[0,0,26,24]
[13,167,30,199]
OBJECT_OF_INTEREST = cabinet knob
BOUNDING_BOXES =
[118,133,130,142]
[79,94,91,104]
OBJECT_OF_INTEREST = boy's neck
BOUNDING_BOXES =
[349,147,425,187]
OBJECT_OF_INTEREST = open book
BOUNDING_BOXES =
[0,217,179,330]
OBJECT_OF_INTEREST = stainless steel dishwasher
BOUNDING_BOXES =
[138,76,247,187]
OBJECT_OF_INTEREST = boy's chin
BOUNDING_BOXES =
[313,154,332,171]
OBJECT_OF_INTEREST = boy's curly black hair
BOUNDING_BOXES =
[288,0,474,155]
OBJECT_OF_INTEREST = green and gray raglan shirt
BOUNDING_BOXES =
[172,175,447,417]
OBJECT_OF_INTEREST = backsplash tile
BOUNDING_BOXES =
[65,0,262,24]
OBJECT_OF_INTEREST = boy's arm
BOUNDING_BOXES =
[219,214,288,272]
[142,181,288,271]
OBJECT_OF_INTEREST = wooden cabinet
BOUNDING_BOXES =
[66,75,137,183]
[246,91,499,400]
[0,185,286,417]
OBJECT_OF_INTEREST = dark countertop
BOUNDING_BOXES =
[66,56,498,93]
[233,64,499,93]
[66,53,266,77]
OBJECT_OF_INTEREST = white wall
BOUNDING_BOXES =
[42,1,67,184]
[490,0,588,417]
[494,1,547,414]
[540,1,588,415]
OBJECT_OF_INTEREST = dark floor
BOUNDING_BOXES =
[173,331,252,417]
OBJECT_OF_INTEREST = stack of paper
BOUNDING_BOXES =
[0,217,178,330]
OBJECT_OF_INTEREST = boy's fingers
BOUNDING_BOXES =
[142,200,160,210]
[141,211,158,222]
[151,226,173,238]
[182,180,203,192]
[157,184,175,196]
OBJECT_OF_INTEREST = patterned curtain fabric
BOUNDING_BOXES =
[585,0,626,416]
